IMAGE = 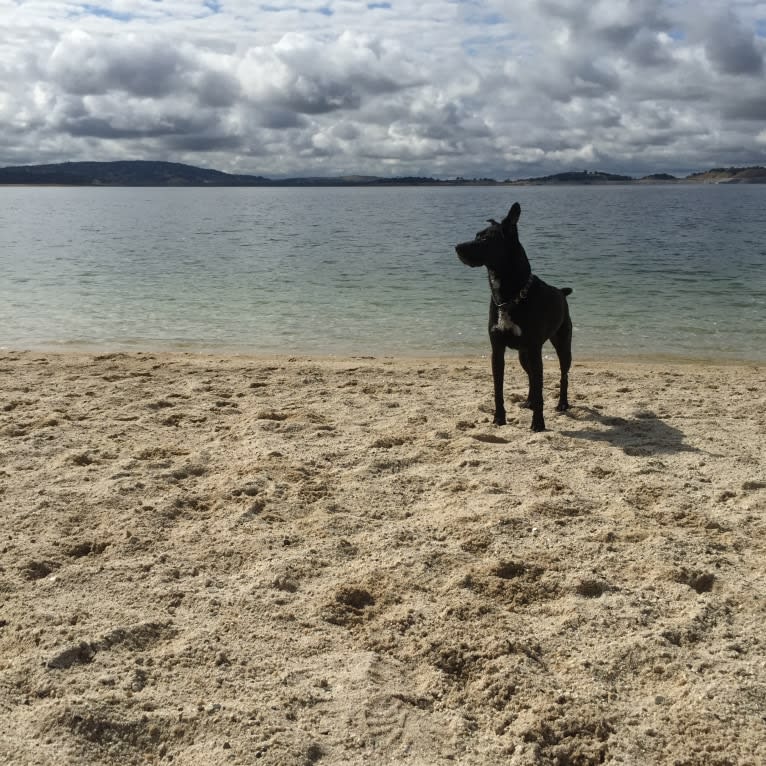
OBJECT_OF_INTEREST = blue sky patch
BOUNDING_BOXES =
[261,3,333,14]
[80,4,134,21]
[368,2,392,9]
[480,13,504,25]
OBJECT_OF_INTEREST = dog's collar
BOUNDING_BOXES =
[492,273,535,310]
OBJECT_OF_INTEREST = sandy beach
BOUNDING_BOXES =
[1,350,764,765]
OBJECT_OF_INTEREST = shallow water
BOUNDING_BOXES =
[1,184,764,360]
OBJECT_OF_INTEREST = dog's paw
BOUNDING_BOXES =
[555,401,570,412]
[493,414,507,426]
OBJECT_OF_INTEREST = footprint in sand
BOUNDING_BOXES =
[575,579,612,598]
[470,433,510,444]
[322,586,375,626]
[339,652,455,759]
[66,541,109,558]
[672,568,715,594]
[20,560,60,580]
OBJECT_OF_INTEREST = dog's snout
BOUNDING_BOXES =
[456,241,481,267]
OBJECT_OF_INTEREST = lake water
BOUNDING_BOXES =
[0,184,764,361]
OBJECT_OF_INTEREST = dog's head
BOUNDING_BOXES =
[455,202,521,268]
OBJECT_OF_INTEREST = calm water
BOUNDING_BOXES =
[0,185,764,360]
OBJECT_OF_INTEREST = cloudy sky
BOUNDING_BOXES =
[2,0,765,178]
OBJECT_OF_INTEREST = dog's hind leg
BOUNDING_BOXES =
[550,318,572,412]
[491,339,507,425]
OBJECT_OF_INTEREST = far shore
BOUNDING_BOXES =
[1,178,763,188]
[3,160,766,187]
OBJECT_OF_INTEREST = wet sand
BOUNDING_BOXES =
[1,350,764,765]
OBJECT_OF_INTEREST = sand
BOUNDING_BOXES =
[0,350,764,765]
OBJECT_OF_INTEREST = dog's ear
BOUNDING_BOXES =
[506,202,521,225]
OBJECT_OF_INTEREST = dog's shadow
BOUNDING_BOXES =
[559,406,697,456]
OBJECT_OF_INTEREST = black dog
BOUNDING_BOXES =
[456,202,573,432]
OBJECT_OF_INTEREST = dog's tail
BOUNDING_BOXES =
[561,287,573,296]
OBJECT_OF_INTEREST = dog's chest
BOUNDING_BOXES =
[489,274,522,337]
[496,310,522,336]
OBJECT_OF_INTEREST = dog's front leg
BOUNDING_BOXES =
[525,347,545,431]
[517,350,533,409]
[491,339,506,426]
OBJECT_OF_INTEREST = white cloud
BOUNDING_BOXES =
[0,0,765,176]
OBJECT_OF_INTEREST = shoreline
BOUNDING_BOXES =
[3,346,764,367]
[2,351,764,764]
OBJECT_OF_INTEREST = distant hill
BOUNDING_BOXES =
[2,160,766,186]
[506,167,766,185]
[509,170,634,185]
[0,161,452,187]
[0,161,271,186]
[684,166,766,184]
